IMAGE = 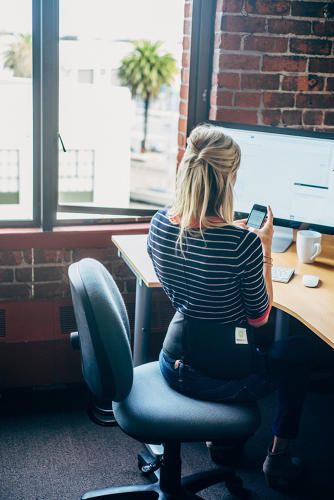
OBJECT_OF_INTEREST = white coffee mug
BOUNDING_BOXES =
[296,230,322,264]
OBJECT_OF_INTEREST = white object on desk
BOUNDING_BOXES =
[302,274,320,288]
[296,230,322,264]
[271,266,295,283]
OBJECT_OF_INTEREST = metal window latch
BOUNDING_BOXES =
[58,133,66,152]
[202,88,208,103]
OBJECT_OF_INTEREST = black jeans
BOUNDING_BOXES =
[160,334,325,439]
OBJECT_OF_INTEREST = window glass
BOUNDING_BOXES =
[0,0,33,220]
[58,0,183,217]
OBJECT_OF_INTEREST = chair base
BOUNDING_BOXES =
[81,438,252,499]
[81,464,251,499]
[82,482,202,499]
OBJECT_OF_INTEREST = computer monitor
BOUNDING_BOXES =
[207,122,334,242]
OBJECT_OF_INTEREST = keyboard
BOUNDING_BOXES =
[271,266,295,283]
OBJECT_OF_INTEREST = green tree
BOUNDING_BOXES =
[119,40,177,153]
[4,33,32,78]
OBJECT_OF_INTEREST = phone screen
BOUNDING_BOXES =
[247,206,266,229]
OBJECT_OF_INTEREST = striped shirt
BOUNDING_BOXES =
[147,208,270,325]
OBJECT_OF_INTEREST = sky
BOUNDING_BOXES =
[0,0,184,49]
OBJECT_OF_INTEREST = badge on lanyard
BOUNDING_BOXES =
[235,327,248,344]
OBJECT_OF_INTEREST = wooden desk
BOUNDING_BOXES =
[112,233,334,365]
[272,235,334,348]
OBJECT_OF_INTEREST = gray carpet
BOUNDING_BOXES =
[0,384,333,500]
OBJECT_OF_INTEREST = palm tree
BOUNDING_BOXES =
[4,33,32,78]
[119,40,177,153]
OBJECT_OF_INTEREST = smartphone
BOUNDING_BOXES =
[246,204,267,229]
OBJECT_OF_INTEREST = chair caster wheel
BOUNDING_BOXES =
[137,451,161,481]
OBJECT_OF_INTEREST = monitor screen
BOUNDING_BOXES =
[210,123,334,231]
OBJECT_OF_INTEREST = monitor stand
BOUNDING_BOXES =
[272,226,293,253]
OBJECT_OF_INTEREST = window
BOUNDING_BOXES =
[0,0,34,223]
[0,0,215,229]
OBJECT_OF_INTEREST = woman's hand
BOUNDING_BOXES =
[253,205,274,253]
[234,218,248,229]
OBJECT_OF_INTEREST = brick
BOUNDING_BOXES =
[263,92,295,108]
[178,117,187,134]
[235,92,261,107]
[178,131,186,148]
[22,250,32,264]
[268,19,311,35]
[182,51,190,67]
[241,73,280,90]
[180,85,188,100]
[244,35,288,53]
[15,268,32,282]
[221,15,266,34]
[245,0,290,15]
[222,0,243,12]
[303,110,323,125]
[181,68,189,84]
[217,33,242,50]
[183,36,190,50]
[282,110,302,126]
[183,19,191,36]
[312,21,334,37]
[72,247,114,262]
[0,284,30,300]
[327,78,334,91]
[309,58,334,74]
[324,112,334,125]
[261,109,281,125]
[263,55,307,72]
[296,93,334,108]
[215,108,258,124]
[282,75,324,91]
[179,101,188,117]
[33,249,71,264]
[215,72,240,89]
[34,266,64,282]
[177,149,185,164]
[184,2,192,18]
[291,2,334,19]
[220,54,260,70]
[290,38,331,56]
[0,251,23,266]
[0,269,14,282]
[34,283,70,299]
[214,90,233,106]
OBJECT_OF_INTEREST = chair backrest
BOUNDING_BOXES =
[68,258,133,403]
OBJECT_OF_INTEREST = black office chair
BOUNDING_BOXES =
[68,258,261,499]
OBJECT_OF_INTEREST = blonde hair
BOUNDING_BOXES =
[169,123,241,251]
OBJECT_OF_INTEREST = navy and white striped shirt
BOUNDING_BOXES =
[147,208,269,324]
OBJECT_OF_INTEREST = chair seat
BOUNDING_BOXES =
[113,362,261,444]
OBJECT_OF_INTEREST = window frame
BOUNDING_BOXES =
[0,0,216,229]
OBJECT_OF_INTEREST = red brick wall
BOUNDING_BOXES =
[177,0,192,163]
[210,0,334,130]
[0,228,175,387]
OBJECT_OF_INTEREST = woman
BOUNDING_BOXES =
[147,123,308,488]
